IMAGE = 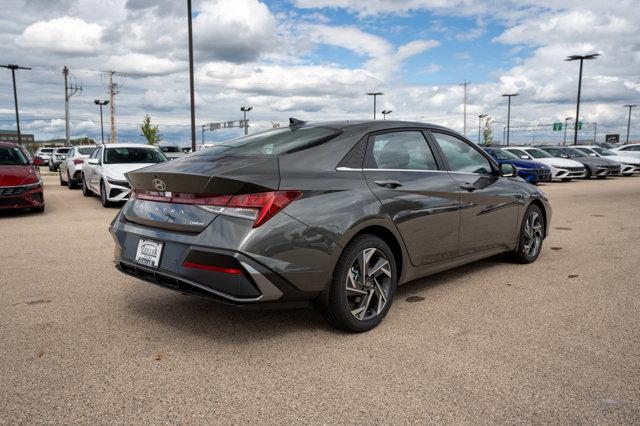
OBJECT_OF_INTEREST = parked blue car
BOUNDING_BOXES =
[483,147,551,184]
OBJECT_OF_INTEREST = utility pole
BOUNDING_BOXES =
[63,66,82,147]
[593,122,597,142]
[502,93,518,146]
[460,81,470,136]
[366,92,383,119]
[477,114,487,144]
[187,0,197,152]
[202,124,205,145]
[1,64,31,145]
[108,71,118,143]
[624,105,637,144]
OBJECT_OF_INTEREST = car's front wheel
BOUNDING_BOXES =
[511,204,545,264]
[100,181,113,207]
[320,234,397,332]
[81,175,92,197]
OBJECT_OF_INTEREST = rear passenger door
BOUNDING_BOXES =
[363,130,460,266]
[428,131,519,255]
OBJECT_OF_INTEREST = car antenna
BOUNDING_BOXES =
[289,117,307,128]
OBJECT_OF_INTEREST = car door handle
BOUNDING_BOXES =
[374,180,402,189]
[459,183,476,192]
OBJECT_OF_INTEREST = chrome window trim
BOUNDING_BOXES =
[336,166,446,173]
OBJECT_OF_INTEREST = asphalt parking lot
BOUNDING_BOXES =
[1,173,639,423]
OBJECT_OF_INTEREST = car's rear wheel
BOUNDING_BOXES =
[511,204,545,264]
[320,234,397,332]
[67,172,76,189]
[81,175,92,197]
[59,169,66,186]
[100,181,113,207]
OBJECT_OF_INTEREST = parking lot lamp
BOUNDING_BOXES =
[240,106,253,135]
[381,110,392,120]
[94,100,109,144]
[563,116,572,145]
[477,114,487,144]
[366,92,383,119]
[566,53,600,145]
[624,104,637,144]
[502,93,518,146]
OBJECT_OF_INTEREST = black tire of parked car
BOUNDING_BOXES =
[81,175,92,197]
[319,234,397,333]
[584,167,592,179]
[59,169,66,186]
[67,172,76,189]
[510,204,545,264]
[100,181,113,208]
[561,178,572,182]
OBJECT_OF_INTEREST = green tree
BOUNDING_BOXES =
[481,117,494,146]
[140,114,163,145]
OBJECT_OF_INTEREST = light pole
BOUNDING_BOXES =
[240,106,253,135]
[502,93,518,146]
[94,100,109,144]
[1,64,31,145]
[381,110,392,120]
[566,53,600,145]
[563,116,572,145]
[366,92,383,119]
[187,0,197,152]
[477,114,487,144]
[624,104,637,144]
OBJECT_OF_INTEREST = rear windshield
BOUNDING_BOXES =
[190,126,341,157]
[0,147,29,165]
[55,148,69,154]
[487,148,518,160]
[104,147,168,164]
[160,146,181,153]
[77,147,94,155]
[40,148,54,153]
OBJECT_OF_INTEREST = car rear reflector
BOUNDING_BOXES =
[132,190,302,227]
[182,261,242,275]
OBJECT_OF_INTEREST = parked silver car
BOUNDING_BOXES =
[49,147,70,171]
[59,146,95,188]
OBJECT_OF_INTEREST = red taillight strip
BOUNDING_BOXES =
[182,261,242,275]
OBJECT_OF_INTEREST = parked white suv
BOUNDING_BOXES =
[59,145,95,188]
[49,147,70,171]
[504,146,587,181]
[34,147,54,166]
[81,143,168,207]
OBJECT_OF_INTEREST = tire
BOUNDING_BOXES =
[561,178,572,182]
[81,174,92,197]
[319,234,397,332]
[67,172,76,189]
[510,204,545,264]
[100,181,113,207]
[596,175,607,179]
[30,205,45,213]
[584,167,592,179]
[59,169,66,186]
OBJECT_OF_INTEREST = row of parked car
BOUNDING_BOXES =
[482,143,640,184]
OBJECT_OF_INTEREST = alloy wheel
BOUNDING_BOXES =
[523,211,543,257]
[346,247,392,321]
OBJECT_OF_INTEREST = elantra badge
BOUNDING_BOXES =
[152,178,166,191]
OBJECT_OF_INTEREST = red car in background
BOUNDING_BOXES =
[0,142,45,213]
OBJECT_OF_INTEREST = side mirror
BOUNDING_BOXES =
[33,158,43,166]
[87,158,100,165]
[500,163,517,177]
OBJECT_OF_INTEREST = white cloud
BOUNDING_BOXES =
[16,17,104,55]
[106,53,184,76]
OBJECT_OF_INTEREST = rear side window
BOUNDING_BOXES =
[190,126,341,158]
[431,132,492,174]
[78,147,94,155]
[368,131,438,170]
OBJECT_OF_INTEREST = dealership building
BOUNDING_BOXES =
[0,130,35,144]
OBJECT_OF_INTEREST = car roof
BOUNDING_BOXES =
[101,143,160,149]
[310,119,454,133]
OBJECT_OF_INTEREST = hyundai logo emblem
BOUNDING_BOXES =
[152,179,166,191]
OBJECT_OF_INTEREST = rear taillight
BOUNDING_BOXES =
[73,159,84,165]
[132,190,302,227]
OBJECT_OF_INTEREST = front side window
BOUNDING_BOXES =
[542,147,568,158]
[104,147,168,164]
[506,148,530,159]
[561,147,586,158]
[369,131,438,170]
[487,148,519,160]
[432,132,492,174]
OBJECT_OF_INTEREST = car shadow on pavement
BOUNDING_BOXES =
[122,256,506,338]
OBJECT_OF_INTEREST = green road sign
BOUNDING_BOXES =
[552,122,562,131]
[577,121,583,130]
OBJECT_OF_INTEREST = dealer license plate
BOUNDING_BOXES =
[135,238,164,268]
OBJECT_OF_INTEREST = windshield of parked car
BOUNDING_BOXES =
[487,148,519,160]
[575,147,596,156]
[104,147,168,164]
[160,146,181,153]
[591,147,614,156]
[524,148,552,159]
[561,147,587,158]
[77,147,94,155]
[0,147,29,165]
[189,126,341,157]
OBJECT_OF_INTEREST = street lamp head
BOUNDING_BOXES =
[479,114,487,118]
[240,106,253,112]
[623,104,638,108]
[502,93,518,97]
[366,92,383,96]
[566,53,601,61]
[382,110,392,114]
[565,116,573,121]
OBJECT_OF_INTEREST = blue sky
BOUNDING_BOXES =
[0,0,638,144]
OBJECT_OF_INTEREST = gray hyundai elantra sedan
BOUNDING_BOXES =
[110,119,551,332]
